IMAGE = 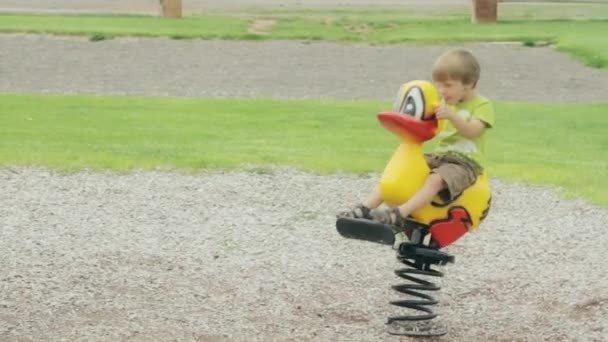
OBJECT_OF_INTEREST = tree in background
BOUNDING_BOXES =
[160,0,182,18]
[472,0,497,23]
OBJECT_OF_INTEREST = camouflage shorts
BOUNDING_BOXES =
[424,152,483,200]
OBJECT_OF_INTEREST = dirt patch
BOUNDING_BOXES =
[345,23,372,34]
[248,19,277,34]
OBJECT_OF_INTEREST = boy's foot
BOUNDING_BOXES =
[335,217,395,246]
[336,204,371,220]
[369,208,411,233]
[369,207,408,228]
[386,319,448,337]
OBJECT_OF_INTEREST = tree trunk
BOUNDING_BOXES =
[471,0,497,23]
[160,0,182,18]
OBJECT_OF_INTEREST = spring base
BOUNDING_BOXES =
[387,319,448,337]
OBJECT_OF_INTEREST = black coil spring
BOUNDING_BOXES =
[387,255,444,324]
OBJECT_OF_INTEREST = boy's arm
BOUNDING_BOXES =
[436,103,493,139]
[444,114,487,139]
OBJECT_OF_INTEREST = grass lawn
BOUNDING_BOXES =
[0,4,607,68]
[1,94,606,205]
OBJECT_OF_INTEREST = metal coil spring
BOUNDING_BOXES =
[385,238,451,337]
[387,256,443,324]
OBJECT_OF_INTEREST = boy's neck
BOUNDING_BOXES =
[459,89,477,103]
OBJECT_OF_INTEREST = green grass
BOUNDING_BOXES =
[0,15,250,39]
[1,94,607,205]
[490,102,608,205]
[0,5,607,68]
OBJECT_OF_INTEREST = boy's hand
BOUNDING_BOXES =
[435,104,455,120]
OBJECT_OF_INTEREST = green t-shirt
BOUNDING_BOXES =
[434,95,495,165]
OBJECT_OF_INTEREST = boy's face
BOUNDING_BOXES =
[434,79,474,105]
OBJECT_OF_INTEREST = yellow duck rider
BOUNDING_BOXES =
[339,49,494,248]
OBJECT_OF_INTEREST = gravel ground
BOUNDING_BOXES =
[2,34,608,103]
[1,167,607,341]
[1,14,608,341]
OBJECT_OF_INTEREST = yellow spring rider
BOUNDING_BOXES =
[377,80,491,248]
[335,80,492,337]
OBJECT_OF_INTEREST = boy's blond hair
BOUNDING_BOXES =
[432,49,480,87]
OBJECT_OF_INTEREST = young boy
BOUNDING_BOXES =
[340,48,495,229]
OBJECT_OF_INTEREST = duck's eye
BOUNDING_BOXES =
[400,87,424,120]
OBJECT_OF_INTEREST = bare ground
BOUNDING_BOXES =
[0,0,469,15]
[1,34,607,103]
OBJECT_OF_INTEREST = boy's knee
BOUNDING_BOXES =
[427,173,446,190]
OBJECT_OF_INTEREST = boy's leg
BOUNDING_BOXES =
[370,173,446,225]
[371,155,479,226]
[363,186,384,209]
[396,173,446,218]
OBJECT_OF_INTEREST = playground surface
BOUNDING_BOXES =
[2,168,607,341]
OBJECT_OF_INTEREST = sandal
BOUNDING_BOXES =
[337,203,372,220]
[370,207,407,228]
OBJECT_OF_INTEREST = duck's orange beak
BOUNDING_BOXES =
[377,112,438,142]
